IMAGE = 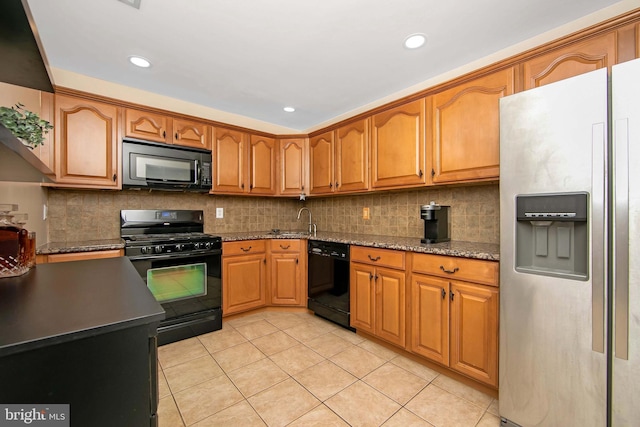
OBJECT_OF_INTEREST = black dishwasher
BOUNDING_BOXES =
[307,240,352,330]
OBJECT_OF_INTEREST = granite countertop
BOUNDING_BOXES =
[36,232,499,261]
[0,257,165,357]
[37,238,125,255]
[217,231,500,261]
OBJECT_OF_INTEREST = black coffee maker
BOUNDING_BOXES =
[420,202,451,243]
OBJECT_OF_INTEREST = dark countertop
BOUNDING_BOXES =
[0,257,165,357]
[217,231,500,261]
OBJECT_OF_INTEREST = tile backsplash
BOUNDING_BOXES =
[46,183,499,244]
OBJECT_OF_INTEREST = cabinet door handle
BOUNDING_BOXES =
[241,183,245,189]
[301,185,304,190]
[295,258,299,264]
[162,130,166,138]
[369,272,374,280]
[250,184,253,190]
[368,255,380,262]
[374,274,379,281]
[431,168,435,178]
[419,169,424,177]
[335,181,339,188]
[440,266,459,274]
[263,258,266,264]
[241,246,252,252]
[280,244,290,250]
[450,290,454,301]
[175,132,179,140]
[112,174,117,182]
[441,288,446,299]
[329,182,333,188]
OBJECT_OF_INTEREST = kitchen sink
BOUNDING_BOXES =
[268,229,309,237]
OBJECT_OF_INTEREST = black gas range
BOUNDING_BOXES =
[121,209,222,345]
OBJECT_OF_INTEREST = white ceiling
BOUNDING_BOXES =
[26,0,627,132]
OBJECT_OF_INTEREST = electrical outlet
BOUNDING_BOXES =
[363,207,370,220]
[216,207,224,218]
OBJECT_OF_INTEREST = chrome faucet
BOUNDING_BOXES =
[296,207,316,235]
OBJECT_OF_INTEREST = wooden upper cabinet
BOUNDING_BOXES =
[431,67,514,183]
[173,118,210,149]
[309,131,335,194]
[124,108,209,149]
[54,95,119,188]
[523,32,617,90]
[212,127,247,193]
[278,138,306,196]
[336,119,369,193]
[371,98,426,189]
[124,109,170,143]
[248,135,276,195]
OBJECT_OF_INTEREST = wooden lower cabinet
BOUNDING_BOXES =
[350,247,406,347]
[449,281,499,387]
[409,253,499,388]
[222,241,267,316]
[269,240,305,306]
[410,274,450,366]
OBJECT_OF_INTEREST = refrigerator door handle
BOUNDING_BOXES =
[592,122,606,354]
[614,117,630,360]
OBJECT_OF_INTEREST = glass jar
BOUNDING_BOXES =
[0,204,30,278]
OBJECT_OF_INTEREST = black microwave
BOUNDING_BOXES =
[122,138,212,192]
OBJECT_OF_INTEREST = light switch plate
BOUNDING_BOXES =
[216,207,224,218]
[363,207,370,220]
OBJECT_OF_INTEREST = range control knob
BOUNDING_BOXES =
[141,246,151,255]
[194,242,202,250]
[154,245,164,254]
[175,244,184,252]
[204,242,212,250]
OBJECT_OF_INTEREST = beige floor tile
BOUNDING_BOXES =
[382,408,435,426]
[432,374,493,409]
[198,328,247,353]
[294,360,357,401]
[358,340,400,361]
[158,337,209,369]
[287,404,349,426]
[269,343,325,375]
[487,398,499,416]
[325,381,401,427]
[283,322,330,342]
[248,378,320,427]
[173,376,244,425]
[225,312,266,328]
[191,401,266,427]
[305,332,355,358]
[212,341,266,372]
[405,385,484,427]
[158,396,184,427]
[234,319,279,340]
[251,330,300,356]
[330,327,366,344]
[363,362,429,404]
[163,355,225,393]
[158,369,171,399]
[476,412,501,427]
[390,355,439,382]
[330,345,386,378]
[226,358,289,397]
[305,315,339,332]
[264,312,307,330]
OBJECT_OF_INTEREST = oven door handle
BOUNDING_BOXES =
[127,250,221,262]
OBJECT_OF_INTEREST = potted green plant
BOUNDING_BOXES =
[0,103,53,149]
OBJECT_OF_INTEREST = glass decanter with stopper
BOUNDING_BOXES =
[0,204,32,278]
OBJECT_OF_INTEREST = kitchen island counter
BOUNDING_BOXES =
[0,256,164,357]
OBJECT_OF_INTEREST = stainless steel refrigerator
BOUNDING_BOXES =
[499,57,640,427]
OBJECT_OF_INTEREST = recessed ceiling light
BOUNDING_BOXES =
[404,33,426,49]
[129,56,151,68]
[283,106,295,113]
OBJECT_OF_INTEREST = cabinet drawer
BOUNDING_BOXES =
[223,240,266,256]
[411,253,498,287]
[270,239,301,253]
[351,246,405,270]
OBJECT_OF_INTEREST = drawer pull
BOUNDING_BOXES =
[368,255,381,262]
[241,246,252,252]
[440,266,459,274]
[280,244,290,250]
